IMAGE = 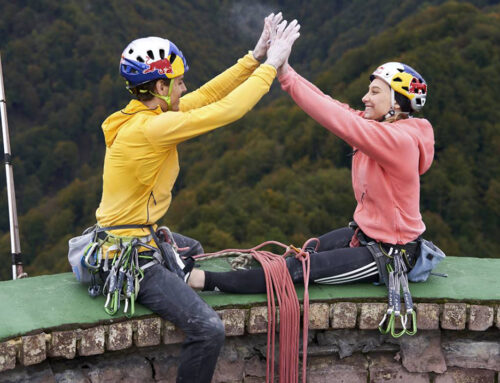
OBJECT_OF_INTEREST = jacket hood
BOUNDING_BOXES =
[101,100,161,147]
[407,118,435,175]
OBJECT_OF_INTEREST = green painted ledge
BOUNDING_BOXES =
[0,256,499,342]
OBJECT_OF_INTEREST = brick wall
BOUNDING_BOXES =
[1,302,499,382]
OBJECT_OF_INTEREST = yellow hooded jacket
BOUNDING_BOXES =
[96,54,276,238]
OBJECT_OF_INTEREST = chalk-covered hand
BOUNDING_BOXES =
[264,19,300,70]
[253,12,283,61]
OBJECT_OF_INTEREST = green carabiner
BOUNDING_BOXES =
[104,291,119,316]
[386,263,394,273]
[126,295,135,318]
[391,315,407,338]
[379,312,394,335]
[405,310,418,336]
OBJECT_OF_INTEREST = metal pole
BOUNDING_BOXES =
[0,53,24,280]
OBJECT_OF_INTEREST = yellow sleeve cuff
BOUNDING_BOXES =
[239,51,260,69]
[253,64,277,85]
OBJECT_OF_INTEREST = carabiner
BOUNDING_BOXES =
[401,313,408,329]
[124,298,129,314]
[405,310,418,336]
[126,271,135,297]
[125,295,135,318]
[83,243,100,269]
[104,293,112,308]
[379,311,394,334]
[104,291,119,316]
[391,314,407,338]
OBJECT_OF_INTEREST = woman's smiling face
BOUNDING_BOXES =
[361,78,393,121]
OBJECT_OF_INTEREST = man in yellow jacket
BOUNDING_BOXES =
[95,14,300,382]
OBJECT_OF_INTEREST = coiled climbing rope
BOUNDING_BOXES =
[194,238,318,383]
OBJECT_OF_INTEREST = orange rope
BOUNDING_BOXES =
[195,239,317,383]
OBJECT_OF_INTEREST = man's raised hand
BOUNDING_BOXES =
[253,12,283,61]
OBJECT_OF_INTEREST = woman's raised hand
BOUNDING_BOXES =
[253,12,283,62]
[264,19,300,70]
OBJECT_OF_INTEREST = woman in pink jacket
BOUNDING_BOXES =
[188,60,434,292]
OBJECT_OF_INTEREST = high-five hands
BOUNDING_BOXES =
[253,12,283,62]
[264,19,301,71]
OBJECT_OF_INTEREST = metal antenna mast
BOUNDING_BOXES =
[0,53,25,280]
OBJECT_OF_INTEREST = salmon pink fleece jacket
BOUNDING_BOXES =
[279,68,435,244]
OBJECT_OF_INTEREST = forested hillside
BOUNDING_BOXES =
[0,0,498,279]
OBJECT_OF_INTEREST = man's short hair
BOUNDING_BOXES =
[131,79,170,101]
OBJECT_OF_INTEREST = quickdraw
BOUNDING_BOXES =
[83,236,107,298]
[378,248,417,337]
[101,237,168,317]
[103,240,141,317]
[83,225,189,318]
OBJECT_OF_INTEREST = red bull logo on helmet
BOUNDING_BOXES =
[143,56,174,75]
[409,77,427,94]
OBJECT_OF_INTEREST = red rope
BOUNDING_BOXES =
[291,238,317,381]
[195,239,317,383]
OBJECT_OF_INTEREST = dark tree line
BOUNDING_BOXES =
[0,0,498,279]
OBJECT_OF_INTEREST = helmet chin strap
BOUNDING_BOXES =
[150,79,174,110]
[381,88,396,121]
[380,89,413,121]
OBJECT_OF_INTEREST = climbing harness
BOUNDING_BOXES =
[347,222,419,337]
[152,225,194,282]
[194,238,318,383]
[68,224,192,318]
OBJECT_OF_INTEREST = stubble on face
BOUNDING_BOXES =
[170,76,186,112]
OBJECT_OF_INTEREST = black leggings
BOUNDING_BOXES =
[203,227,379,293]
